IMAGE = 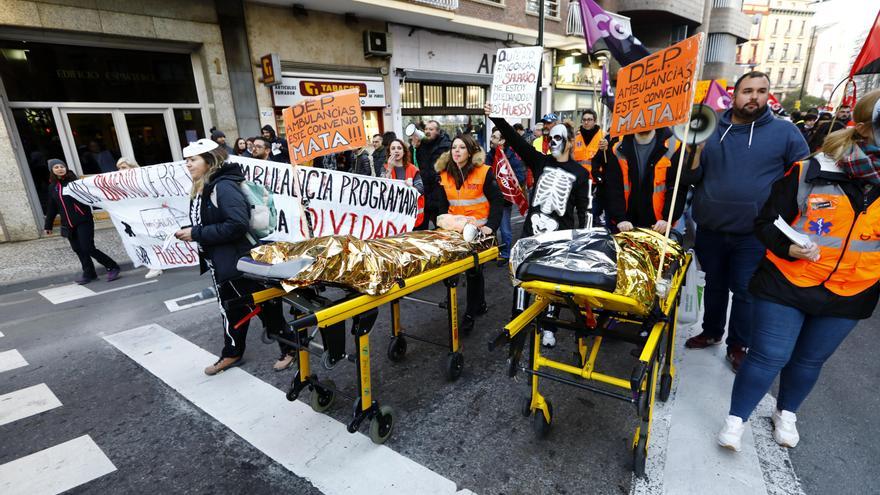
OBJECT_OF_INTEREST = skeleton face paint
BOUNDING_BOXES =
[549,125,567,157]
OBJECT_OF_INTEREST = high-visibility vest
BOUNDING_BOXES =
[439,164,491,225]
[573,129,604,174]
[767,160,880,297]
[385,162,424,226]
[611,137,680,221]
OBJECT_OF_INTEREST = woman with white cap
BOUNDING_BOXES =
[174,138,295,375]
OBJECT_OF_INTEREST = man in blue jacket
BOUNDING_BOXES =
[487,127,527,265]
[685,71,810,372]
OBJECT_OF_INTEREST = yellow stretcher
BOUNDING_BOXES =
[490,252,691,477]
[225,246,499,444]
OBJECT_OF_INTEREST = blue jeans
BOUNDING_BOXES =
[694,228,766,349]
[499,205,512,259]
[729,297,857,420]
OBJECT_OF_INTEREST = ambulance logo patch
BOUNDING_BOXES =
[809,218,832,236]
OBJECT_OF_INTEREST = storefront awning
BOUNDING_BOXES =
[402,69,493,86]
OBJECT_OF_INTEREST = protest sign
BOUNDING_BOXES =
[282,88,367,164]
[64,157,419,270]
[610,33,703,137]
[489,46,543,119]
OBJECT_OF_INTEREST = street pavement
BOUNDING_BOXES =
[0,223,878,494]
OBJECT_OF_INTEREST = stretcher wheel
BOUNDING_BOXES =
[444,352,464,381]
[387,336,407,362]
[520,396,532,417]
[369,405,395,444]
[532,400,553,438]
[633,437,647,477]
[309,379,336,413]
[659,373,672,402]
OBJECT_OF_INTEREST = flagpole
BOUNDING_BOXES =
[655,33,704,292]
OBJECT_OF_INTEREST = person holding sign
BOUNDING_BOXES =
[603,127,688,234]
[173,139,295,376]
[718,90,880,452]
[382,138,426,229]
[435,134,504,334]
[44,159,121,285]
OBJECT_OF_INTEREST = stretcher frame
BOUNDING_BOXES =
[227,246,499,444]
[490,252,691,477]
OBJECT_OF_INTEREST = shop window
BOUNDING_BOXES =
[402,82,421,109]
[465,86,485,109]
[526,0,559,18]
[423,85,444,107]
[125,113,173,165]
[0,40,198,104]
[11,108,64,215]
[173,109,205,147]
[446,86,464,107]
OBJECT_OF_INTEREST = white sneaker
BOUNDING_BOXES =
[541,330,556,348]
[718,415,745,452]
[772,410,800,448]
[145,268,163,279]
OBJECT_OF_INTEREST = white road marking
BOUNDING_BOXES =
[105,324,471,495]
[0,383,62,427]
[38,285,94,304]
[0,331,5,338]
[752,395,806,495]
[0,349,28,373]
[164,292,215,313]
[0,298,36,307]
[0,435,116,495]
[38,280,157,304]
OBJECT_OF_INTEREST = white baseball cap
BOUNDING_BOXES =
[183,138,219,158]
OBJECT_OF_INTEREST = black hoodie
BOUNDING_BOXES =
[191,162,255,283]
[44,177,94,234]
[261,125,291,164]
[416,130,452,201]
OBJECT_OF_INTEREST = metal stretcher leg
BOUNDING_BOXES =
[443,276,464,381]
[347,308,395,444]
[387,300,407,362]
[658,305,678,402]
[631,351,659,478]
[286,329,312,402]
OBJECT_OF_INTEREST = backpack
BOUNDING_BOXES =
[210,180,277,242]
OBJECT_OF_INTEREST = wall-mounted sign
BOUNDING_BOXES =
[260,53,281,86]
[273,75,386,107]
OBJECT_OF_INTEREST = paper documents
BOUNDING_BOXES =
[774,216,813,248]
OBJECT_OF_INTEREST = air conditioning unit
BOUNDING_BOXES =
[364,31,392,58]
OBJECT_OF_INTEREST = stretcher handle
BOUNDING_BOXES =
[222,293,256,311]
[234,305,262,330]
[488,329,510,352]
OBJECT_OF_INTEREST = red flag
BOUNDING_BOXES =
[850,10,880,77]
[492,147,529,216]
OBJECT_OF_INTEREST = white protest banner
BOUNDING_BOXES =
[489,46,543,119]
[64,157,419,270]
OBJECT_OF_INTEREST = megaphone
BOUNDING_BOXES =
[672,104,718,145]
[405,123,426,140]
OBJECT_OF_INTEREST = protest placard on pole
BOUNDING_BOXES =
[489,46,543,119]
[282,88,367,164]
[610,33,703,137]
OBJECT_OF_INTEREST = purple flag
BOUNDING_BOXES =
[579,0,650,66]
[703,79,731,112]
[600,63,614,110]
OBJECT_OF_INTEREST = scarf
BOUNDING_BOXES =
[839,143,880,185]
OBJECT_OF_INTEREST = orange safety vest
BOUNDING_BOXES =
[439,164,491,225]
[385,162,424,226]
[611,137,680,221]
[573,129,604,174]
[767,161,880,297]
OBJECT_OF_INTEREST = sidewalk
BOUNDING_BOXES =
[0,225,132,288]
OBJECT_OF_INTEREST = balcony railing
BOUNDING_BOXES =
[410,0,459,10]
[567,0,583,36]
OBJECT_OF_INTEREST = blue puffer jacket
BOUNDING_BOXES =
[191,162,255,283]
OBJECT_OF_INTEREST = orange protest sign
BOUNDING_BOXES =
[282,88,367,164]
[610,33,703,137]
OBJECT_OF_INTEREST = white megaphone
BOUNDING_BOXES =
[672,104,718,145]
[405,123,426,140]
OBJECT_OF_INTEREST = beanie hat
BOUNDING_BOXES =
[211,129,226,140]
[47,158,67,171]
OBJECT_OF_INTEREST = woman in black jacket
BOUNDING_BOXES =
[174,139,294,376]
[44,159,120,284]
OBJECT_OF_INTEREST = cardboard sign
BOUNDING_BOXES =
[489,46,543,119]
[282,88,367,164]
[63,157,418,269]
[611,33,703,137]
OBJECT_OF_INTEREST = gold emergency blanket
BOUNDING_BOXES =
[250,230,496,295]
[613,229,685,309]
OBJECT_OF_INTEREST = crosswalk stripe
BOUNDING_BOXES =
[38,280,157,304]
[0,349,28,373]
[0,435,116,495]
[0,331,5,337]
[105,324,469,495]
[0,384,62,427]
